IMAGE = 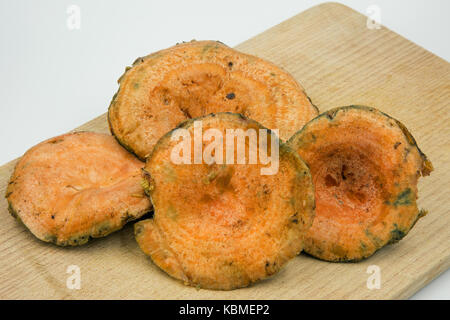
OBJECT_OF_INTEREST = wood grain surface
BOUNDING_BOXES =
[0,2,448,299]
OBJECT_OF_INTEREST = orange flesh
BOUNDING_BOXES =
[6,132,151,245]
[135,113,315,290]
[288,106,431,261]
[109,40,318,159]
[314,145,386,225]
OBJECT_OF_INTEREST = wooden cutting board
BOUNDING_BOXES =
[0,2,448,299]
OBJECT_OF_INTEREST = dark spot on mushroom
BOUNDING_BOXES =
[226,93,235,100]
[180,107,192,119]
[341,165,347,180]
[200,194,214,202]
[49,138,64,144]
[325,174,339,187]
[390,224,406,242]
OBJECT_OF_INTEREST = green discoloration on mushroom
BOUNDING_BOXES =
[94,221,112,237]
[418,209,428,218]
[141,177,153,196]
[365,229,384,247]
[67,234,90,246]
[292,132,316,149]
[7,201,17,218]
[389,224,406,243]
[201,43,218,55]
[393,188,413,207]
[44,234,58,244]
[202,170,218,185]
[360,241,368,253]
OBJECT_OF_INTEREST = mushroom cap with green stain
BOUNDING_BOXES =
[287,105,432,262]
[135,113,315,290]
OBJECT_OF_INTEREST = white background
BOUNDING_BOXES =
[0,0,448,299]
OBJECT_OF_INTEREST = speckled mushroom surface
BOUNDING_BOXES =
[108,40,318,160]
[6,132,151,246]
